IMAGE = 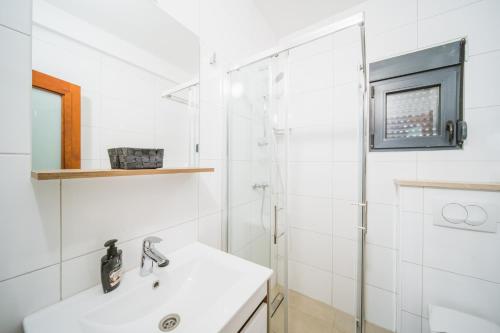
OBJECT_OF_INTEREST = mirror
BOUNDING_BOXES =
[31,0,200,170]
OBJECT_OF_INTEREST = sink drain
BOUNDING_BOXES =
[158,314,180,332]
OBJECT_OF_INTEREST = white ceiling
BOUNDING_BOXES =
[253,0,366,38]
[43,0,199,76]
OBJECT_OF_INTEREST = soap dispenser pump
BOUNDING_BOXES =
[101,239,122,293]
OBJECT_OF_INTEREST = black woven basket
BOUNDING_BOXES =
[108,148,164,169]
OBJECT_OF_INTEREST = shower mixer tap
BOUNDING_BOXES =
[252,183,269,190]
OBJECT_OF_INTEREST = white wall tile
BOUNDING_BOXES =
[101,97,155,134]
[61,249,103,299]
[400,311,422,333]
[32,29,101,91]
[233,242,252,262]
[0,155,60,281]
[417,160,500,183]
[418,0,482,19]
[333,236,357,279]
[332,82,361,163]
[422,267,500,323]
[288,88,333,129]
[199,71,223,108]
[333,199,358,240]
[332,25,361,50]
[228,201,256,253]
[228,160,258,206]
[61,175,197,259]
[288,162,332,197]
[62,220,197,298]
[152,220,199,256]
[0,265,60,333]
[101,56,158,104]
[367,161,416,205]
[365,285,397,331]
[366,244,397,292]
[332,82,359,128]
[400,211,423,264]
[199,159,222,216]
[333,124,361,162]
[401,262,422,315]
[467,51,500,109]
[81,125,100,160]
[288,126,333,162]
[155,99,193,166]
[81,159,101,169]
[400,186,423,213]
[367,23,417,63]
[0,0,31,35]
[0,26,31,154]
[423,214,500,283]
[332,274,356,316]
[333,44,361,86]
[248,233,270,268]
[289,228,332,271]
[80,88,101,128]
[332,162,360,201]
[228,113,252,161]
[289,260,332,305]
[289,51,334,94]
[289,35,333,63]
[288,194,332,235]
[422,319,431,333]
[365,0,417,36]
[200,103,224,160]
[367,151,417,163]
[418,0,500,56]
[367,203,397,249]
[198,212,222,249]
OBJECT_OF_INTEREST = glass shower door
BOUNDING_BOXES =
[227,52,289,333]
[227,21,366,333]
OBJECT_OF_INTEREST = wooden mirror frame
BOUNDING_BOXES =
[32,70,81,169]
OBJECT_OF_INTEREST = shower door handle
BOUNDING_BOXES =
[352,202,368,234]
[274,205,278,245]
[273,205,285,245]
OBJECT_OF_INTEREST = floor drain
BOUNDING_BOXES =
[158,314,180,332]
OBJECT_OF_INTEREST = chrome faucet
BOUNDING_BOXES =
[140,236,169,276]
[252,183,269,190]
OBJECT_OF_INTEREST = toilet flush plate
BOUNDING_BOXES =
[432,198,499,233]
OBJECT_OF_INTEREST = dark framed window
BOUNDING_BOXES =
[369,40,466,151]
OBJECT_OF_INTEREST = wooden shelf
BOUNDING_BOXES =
[32,167,215,180]
[395,179,500,192]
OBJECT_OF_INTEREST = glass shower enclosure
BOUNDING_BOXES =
[226,52,289,332]
[226,13,367,333]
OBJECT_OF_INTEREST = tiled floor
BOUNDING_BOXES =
[271,289,392,333]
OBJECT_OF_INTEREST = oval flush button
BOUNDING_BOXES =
[442,203,467,224]
[465,204,488,226]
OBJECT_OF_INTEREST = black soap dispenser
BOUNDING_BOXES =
[101,239,122,293]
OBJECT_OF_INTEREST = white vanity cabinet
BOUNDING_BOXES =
[240,303,268,333]
[221,279,270,333]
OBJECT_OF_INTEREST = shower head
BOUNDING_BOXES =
[275,72,284,83]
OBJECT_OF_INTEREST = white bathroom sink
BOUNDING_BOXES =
[23,243,272,333]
